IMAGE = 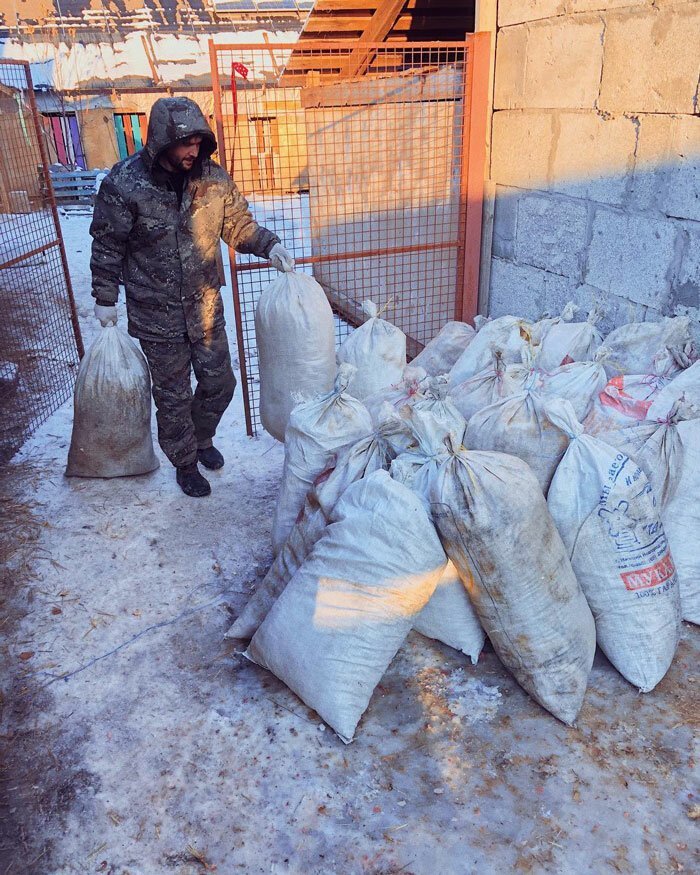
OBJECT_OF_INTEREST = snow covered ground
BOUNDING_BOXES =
[0,212,698,874]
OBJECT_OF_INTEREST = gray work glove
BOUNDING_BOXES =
[94,302,118,327]
[268,242,295,273]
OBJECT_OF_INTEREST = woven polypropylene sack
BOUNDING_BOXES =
[271,365,372,554]
[429,443,595,724]
[410,321,475,376]
[336,300,406,399]
[449,350,508,423]
[246,471,446,742]
[256,271,336,442]
[66,326,159,478]
[636,412,700,625]
[646,361,700,421]
[547,402,681,692]
[413,560,485,663]
[227,415,411,640]
[363,366,429,425]
[464,389,570,494]
[540,359,608,421]
[535,307,603,370]
[449,315,531,386]
[601,316,692,378]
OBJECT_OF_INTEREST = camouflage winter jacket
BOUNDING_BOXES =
[90,97,279,342]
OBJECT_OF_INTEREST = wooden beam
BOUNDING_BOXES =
[340,0,407,77]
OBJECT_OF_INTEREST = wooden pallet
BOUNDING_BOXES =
[46,169,99,205]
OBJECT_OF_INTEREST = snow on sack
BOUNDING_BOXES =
[464,387,570,494]
[336,300,406,399]
[428,441,596,725]
[245,471,447,743]
[271,364,372,554]
[635,404,700,625]
[66,326,159,478]
[227,414,411,640]
[600,316,692,378]
[547,401,681,692]
[255,270,336,442]
[448,315,532,386]
[535,305,603,370]
[410,320,475,376]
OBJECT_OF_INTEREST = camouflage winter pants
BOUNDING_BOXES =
[139,326,236,469]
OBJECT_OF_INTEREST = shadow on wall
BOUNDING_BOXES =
[486,134,700,337]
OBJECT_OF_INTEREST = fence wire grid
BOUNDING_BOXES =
[0,61,83,463]
[210,40,486,436]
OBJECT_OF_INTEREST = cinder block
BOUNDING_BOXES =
[488,256,573,319]
[494,24,528,109]
[631,115,700,221]
[585,208,679,307]
[567,0,646,12]
[550,111,638,206]
[492,186,521,259]
[664,116,700,223]
[599,5,700,114]
[515,192,589,278]
[499,0,566,28]
[672,224,700,311]
[495,17,604,110]
[491,111,553,188]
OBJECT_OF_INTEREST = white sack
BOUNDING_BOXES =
[450,350,508,422]
[410,376,467,437]
[540,358,608,421]
[228,415,411,640]
[547,402,681,692]
[271,365,372,554]
[410,320,475,376]
[429,442,596,724]
[646,361,700,421]
[449,315,532,386]
[66,326,159,478]
[336,300,406,399]
[536,306,603,370]
[363,366,429,424]
[256,271,336,442]
[464,389,570,493]
[582,371,669,437]
[636,409,700,625]
[601,316,692,378]
[413,561,485,663]
[246,471,446,742]
[390,411,484,662]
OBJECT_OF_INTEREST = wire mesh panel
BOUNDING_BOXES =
[210,40,485,436]
[0,61,83,463]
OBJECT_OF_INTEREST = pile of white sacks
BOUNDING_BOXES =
[239,272,698,743]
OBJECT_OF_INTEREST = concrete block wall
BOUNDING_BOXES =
[487,0,700,334]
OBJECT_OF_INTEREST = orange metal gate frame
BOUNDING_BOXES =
[209,37,490,437]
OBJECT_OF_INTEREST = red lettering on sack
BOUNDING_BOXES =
[621,554,676,591]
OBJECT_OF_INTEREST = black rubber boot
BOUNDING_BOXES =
[176,464,211,497]
[197,445,225,470]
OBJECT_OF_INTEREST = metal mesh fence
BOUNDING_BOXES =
[210,40,486,436]
[0,61,83,463]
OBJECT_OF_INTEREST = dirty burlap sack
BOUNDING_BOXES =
[66,325,159,478]
[428,440,596,725]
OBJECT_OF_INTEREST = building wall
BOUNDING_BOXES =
[487,0,700,334]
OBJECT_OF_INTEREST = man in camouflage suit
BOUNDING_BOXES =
[90,97,293,497]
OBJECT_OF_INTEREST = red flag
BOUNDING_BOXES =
[232,62,249,79]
